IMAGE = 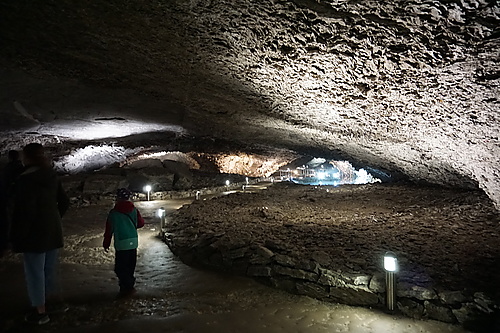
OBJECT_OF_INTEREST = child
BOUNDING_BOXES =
[103,188,145,297]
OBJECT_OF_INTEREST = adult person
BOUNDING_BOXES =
[9,143,70,325]
[4,150,24,188]
[0,150,24,256]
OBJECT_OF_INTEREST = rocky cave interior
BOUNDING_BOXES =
[0,0,499,330]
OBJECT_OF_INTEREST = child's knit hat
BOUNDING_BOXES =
[116,188,132,200]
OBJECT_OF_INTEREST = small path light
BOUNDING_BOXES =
[144,185,152,201]
[384,251,398,311]
[246,177,249,185]
[195,190,201,200]
[225,180,230,187]
[157,207,166,237]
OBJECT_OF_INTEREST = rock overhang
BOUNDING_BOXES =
[0,0,498,208]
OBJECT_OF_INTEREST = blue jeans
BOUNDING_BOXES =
[23,249,60,307]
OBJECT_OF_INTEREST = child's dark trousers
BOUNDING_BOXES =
[114,249,137,292]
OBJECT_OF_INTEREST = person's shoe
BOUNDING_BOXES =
[118,287,137,298]
[46,302,69,314]
[24,310,50,325]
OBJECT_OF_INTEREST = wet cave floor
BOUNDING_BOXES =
[0,181,498,333]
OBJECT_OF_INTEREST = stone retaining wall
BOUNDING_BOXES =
[165,235,498,327]
[69,179,261,205]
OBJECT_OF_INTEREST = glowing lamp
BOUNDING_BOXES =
[157,207,166,238]
[143,185,152,201]
[157,207,165,218]
[225,180,230,186]
[384,251,397,311]
[384,252,397,272]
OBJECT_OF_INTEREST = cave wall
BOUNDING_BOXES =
[0,0,499,207]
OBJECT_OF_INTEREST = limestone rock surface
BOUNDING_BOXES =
[0,0,498,207]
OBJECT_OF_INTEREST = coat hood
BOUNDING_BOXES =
[113,200,136,214]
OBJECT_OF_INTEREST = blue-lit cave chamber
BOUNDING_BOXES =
[277,157,388,186]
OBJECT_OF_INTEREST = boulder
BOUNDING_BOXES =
[83,174,127,195]
[398,298,424,319]
[397,283,437,300]
[424,301,456,323]
[329,287,379,306]
[296,281,329,299]
[273,265,318,282]
[368,273,386,293]
[438,290,467,305]
[126,158,163,169]
[137,168,176,191]
[247,266,273,277]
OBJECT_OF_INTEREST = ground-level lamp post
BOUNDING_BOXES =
[157,207,166,237]
[384,251,398,311]
[144,185,152,201]
[195,190,201,200]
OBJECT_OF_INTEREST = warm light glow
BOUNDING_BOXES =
[212,152,296,178]
[133,151,200,169]
[384,252,398,272]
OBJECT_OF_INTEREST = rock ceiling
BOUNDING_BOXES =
[0,0,499,208]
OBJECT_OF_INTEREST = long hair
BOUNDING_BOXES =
[22,143,51,168]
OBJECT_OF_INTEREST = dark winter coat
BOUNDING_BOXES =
[3,160,24,190]
[10,166,70,253]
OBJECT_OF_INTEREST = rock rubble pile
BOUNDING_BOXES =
[166,182,500,327]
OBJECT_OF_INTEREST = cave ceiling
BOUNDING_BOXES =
[0,0,499,208]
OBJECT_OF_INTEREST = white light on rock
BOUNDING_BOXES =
[384,252,398,272]
[157,208,165,218]
[37,119,185,141]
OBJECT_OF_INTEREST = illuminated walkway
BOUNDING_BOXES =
[0,196,467,333]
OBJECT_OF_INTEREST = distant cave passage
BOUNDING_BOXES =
[277,158,389,186]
